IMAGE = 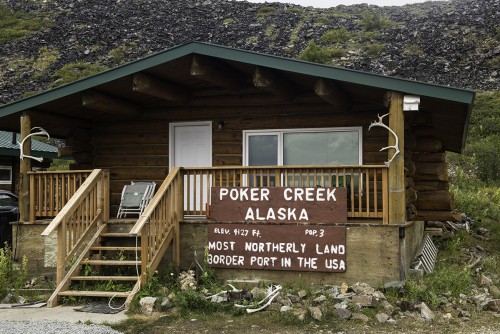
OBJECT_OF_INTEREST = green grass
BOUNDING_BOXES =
[364,43,385,57]
[320,28,350,44]
[0,4,53,45]
[257,6,275,20]
[51,62,108,86]
[359,11,393,31]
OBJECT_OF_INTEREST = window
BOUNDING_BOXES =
[0,166,12,184]
[244,127,362,167]
[244,127,362,187]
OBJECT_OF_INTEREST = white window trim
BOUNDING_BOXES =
[0,165,12,184]
[243,127,363,166]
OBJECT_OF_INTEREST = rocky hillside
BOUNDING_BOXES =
[0,0,499,105]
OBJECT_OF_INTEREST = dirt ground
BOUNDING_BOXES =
[117,310,500,334]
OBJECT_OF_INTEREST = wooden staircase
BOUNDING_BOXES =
[41,168,183,309]
[47,220,143,307]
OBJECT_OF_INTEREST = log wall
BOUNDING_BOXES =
[70,107,390,215]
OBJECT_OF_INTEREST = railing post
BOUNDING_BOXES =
[56,222,67,285]
[382,168,389,224]
[140,226,149,287]
[19,113,31,222]
[29,173,35,222]
[174,172,183,269]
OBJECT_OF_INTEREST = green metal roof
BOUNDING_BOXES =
[0,131,58,158]
[0,42,475,118]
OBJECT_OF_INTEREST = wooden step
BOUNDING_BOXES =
[58,290,130,298]
[80,260,140,266]
[100,232,134,238]
[71,276,139,281]
[90,246,140,251]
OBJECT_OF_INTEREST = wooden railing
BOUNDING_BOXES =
[29,170,93,222]
[41,169,109,284]
[129,167,183,286]
[182,165,389,224]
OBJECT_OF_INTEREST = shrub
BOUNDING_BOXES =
[314,16,330,26]
[320,28,350,44]
[298,41,333,64]
[360,11,392,31]
[0,244,28,301]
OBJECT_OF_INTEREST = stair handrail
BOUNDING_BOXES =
[129,167,182,287]
[41,169,109,285]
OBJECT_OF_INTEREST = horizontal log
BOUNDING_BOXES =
[191,54,244,91]
[404,132,416,149]
[414,137,443,153]
[314,78,351,112]
[133,73,191,103]
[405,177,414,189]
[415,162,448,176]
[94,155,168,167]
[70,163,93,170]
[413,181,449,191]
[67,128,92,142]
[93,132,169,145]
[213,155,242,166]
[363,151,388,164]
[364,137,387,152]
[58,145,94,157]
[82,91,142,118]
[413,126,436,137]
[213,143,242,155]
[213,130,242,143]
[413,173,449,182]
[94,144,169,156]
[365,126,390,138]
[415,210,461,222]
[406,204,417,221]
[73,152,95,164]
[253,66,295,101]
[110,166,169,180]
[404,150,412,161]
[416,190,455,210]
[412,152,446,163]
[408,112,432,126]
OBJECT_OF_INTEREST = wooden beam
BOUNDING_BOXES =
[20,113,31,222]
[82,91,142,118]
[27,110,92,131]
[386,91,405,224]
[252,66,295,101]
[314,79,351,111]
[133,73,190,103]
[190,54,244,91]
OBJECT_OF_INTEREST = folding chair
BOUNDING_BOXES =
[116,181,156,218]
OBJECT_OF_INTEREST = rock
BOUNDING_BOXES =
[373,291,386,300]
[340,282,349,294]
[376,312,390,323]
[280,305,292,313]
[352,282,375,295]
[489,285,500,299]
[309,306,323,321]
[384,281,405,290]
[487,299,500,312]
[351,312,369,322]
[459,310,471,318]
[211,295,227,303]
[352,295,376,307]
[298,290,308,299]
[334,301,349,309]
[313,295,327,304]
[443,313,453,320]
[334,308,352,320]
[1,293,13,304]
[139,296,157,314]
[160,297,172,309]
[417,302,435,320]
[293,308,307,321]
[386,318,397,325]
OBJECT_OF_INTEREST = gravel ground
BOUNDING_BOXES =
[0,320,124,334]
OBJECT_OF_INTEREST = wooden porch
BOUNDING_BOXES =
[27,165,388,307]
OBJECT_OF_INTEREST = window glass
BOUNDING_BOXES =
[0,167,11,184]
[283,131,359,165]
[248,135,278,166]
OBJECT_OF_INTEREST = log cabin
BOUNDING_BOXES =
[0,42,475,308]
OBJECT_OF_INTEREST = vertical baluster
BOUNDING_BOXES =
[365,168,370,217]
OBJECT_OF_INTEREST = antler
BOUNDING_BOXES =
[368,113,400,167]
[17,127,51,162]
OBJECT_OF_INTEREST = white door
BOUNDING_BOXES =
[170,122,212,214]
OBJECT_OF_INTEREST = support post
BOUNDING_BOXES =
[386,92,406,224]
[19,113,31,222]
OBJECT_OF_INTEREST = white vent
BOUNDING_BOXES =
[411,234,438,274]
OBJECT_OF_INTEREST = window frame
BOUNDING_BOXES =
[243,127,363,167]
[0,165,12,185]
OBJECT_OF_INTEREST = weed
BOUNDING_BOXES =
[0,243,28,301]
[223,18,234,25]
[360,11,392,31]
[108,42,136,65]
[0,4,53,45]
[298,40,331,64]
[364,43,385,57]
[314,16,330,26]
[257,6,275,20]
[33,46,59,75]
[51,62,108,87]
[287,7,303,15]
[320,28,350,44]
[404,44,423,56]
